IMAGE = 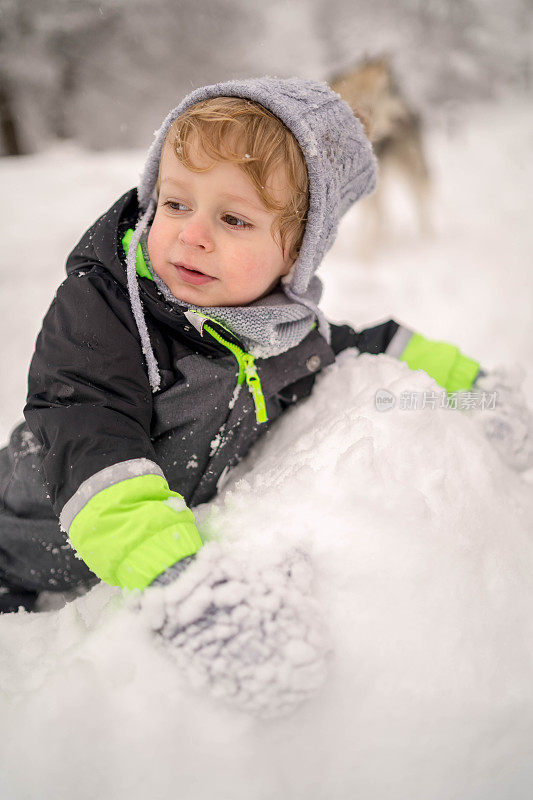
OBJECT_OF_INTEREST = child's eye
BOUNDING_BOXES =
[223,214,253,229]
[163,200,189,212]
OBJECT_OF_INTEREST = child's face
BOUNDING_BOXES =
[147,138,295,307]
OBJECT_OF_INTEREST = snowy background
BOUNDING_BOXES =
[1,1,533,798]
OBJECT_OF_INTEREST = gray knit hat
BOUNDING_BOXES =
[127,76,377,391]
[138,75,377,297]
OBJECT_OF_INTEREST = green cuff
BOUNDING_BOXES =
[69,474,203,590]
[400,332,480,393]
[115,516,201,590]
[445,353,480,393]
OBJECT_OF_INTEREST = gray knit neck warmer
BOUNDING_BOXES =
[140,233,322,359]
[126,75,377,391]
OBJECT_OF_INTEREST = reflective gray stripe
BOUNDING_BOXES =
[59,458,165,532]
[385,325,414,359]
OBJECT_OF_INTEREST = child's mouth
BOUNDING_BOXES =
[173,263,215,286]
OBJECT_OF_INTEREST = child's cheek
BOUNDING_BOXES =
[231,254,264,294]
[229,242,263,275]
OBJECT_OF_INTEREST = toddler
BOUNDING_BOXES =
[1,76,531,622]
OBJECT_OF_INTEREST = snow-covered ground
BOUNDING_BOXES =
[0,97,532,799]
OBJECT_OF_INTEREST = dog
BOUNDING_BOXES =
[329,56,432,260]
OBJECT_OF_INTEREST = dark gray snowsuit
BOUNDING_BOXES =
[0,188,402,606]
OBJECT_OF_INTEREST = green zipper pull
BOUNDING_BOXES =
[203,323,268,424]
[242,353,268,424]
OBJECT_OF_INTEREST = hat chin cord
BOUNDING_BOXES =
[125,197,161,393]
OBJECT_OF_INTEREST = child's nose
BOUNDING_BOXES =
[178,219,214,251]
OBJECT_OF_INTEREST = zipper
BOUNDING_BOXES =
[121,231,269,418]
[202,322,268,424]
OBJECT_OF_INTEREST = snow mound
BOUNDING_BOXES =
[1,353,533,800]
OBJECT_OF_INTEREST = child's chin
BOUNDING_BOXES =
[170,287,238,308]
[169,283,211,305]
[168,282,250,308]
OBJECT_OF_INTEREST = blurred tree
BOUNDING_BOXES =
[0,0,116,153]
[44,4,121,141]
[0,0,530,155]
[0,0,45,154]
[0,74,21,155]
[56,0,265,150]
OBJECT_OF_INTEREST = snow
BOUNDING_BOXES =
[143,542,330,718]
[1,97,532,798]
[164,496,187,513]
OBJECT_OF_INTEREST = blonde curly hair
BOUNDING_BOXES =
[156,96,309,262]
